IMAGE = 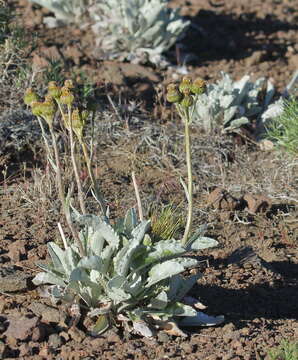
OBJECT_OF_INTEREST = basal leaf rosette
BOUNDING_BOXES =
[33,208,223,336]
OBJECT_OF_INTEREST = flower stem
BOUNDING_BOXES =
[181,108,193,246]
[67,105,86,215]
[49,125,85,257]
[132,171,143,221]
[80,141,107,216]
[36,116,53,160]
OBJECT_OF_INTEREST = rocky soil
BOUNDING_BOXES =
[0,0,297,359]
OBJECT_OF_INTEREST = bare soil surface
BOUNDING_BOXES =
[0,0,297,359]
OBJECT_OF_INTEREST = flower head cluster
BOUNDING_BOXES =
[166,77,206,108]
[24,87,57,127]
[24,80,88,140]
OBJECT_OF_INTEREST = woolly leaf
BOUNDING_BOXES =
[123,208,138,234]
[33,272,66,287]
[168,273,202,302]
[146,258,198,288]
[77,256,103,271]
[186,236,218,251]
[178,312,225,327]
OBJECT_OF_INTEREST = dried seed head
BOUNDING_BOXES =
[191,78,206,95]
[24,88,39,106]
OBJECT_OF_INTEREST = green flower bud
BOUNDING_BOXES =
[24,88,39,106]
[48,81,61,99]
[31,101,43,116]
[64,79,74,89]
[60,87,75,105]
[44,94,54,103]
[182,88,191,96]
[71,109,85,140]
[179,76,192,95]
[167,90,183,103]
[191,78,206,95]
[40,100,56,126]
[180,95,193,108]
[166,84,183,103]
[167,83,178,92]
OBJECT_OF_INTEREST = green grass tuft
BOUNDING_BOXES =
[150,204,184,241]
[266,97,298,156]
[267,340,298,360]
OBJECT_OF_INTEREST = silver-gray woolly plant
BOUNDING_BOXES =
[90,0,189,64]
[28,0,90,22]
[33,208,223,336]
[192,72,280,134]
[28,0,190,65]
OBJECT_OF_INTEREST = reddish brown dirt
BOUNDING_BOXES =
[0,0,297,359]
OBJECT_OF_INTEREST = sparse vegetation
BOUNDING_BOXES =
[0,0,297,357]
[24,79,222,336]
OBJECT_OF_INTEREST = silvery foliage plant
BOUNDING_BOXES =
[33,208,223,336]
[260,70,298,125]
[89,0,189,64]
[192,72,282,134]
[28,0,90,23]
[30,0,189,65]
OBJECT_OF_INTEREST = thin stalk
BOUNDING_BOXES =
[80,141,106,216]
[67,105,86,215]
[181,108,193,246]
[36,116,53,161]
[56,101,65,121]
[132,171,143,221]
[49,125,85,257]
[89,110,95,162]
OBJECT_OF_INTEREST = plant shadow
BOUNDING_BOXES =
[191,250,298,328]
[178,8,298,64]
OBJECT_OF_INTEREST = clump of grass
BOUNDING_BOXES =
[42,58,65,84]
[0,2,32,108]
[267,340,298,360]
[0,4,11,44]
[150,203,184,241]
[266,97,298,156]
